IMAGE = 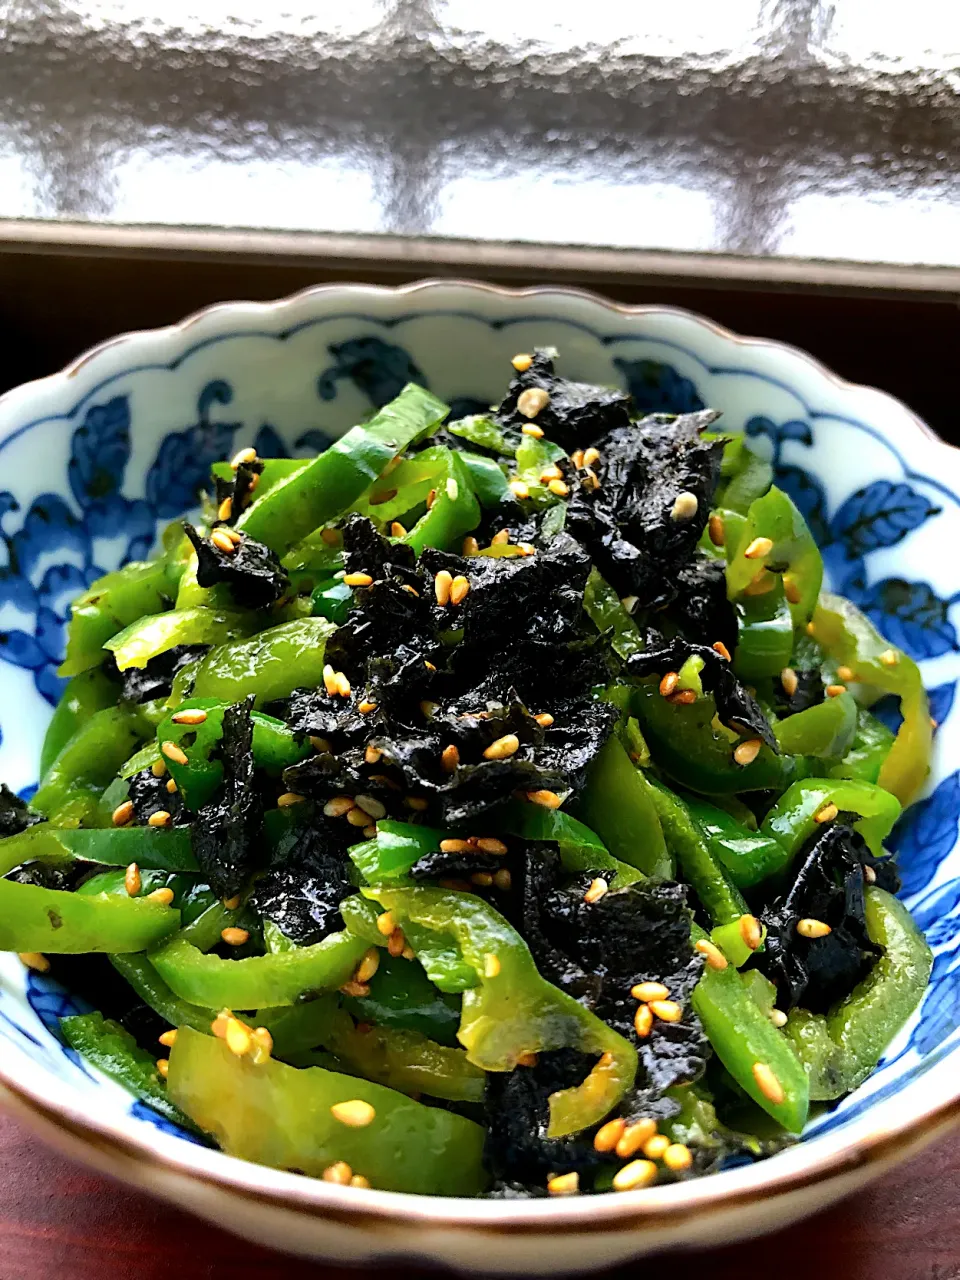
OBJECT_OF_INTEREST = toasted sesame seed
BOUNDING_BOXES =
[161,741,189,766]
[483,734,520,761]
[350,1174,371,1189]
[494,869,513,891]
[733,739,762,766]
[346,806,370,828]
[225,1018,252,1057]
[752,1061,785,1104]
[695,939,728,971]
[222,895,241,910]
[670,491,699,522]
[548,478,569,497]
[571,449,586,469]
[389,520,407,538]
[708,513,725,546]
[211,529,236,554]
[322,1161,353,1185]
[148,810,172,828]
[472,871,494,887]
[769,1009,788,1028]
[593,1118,626,1152]
[649,1000,683,1023]
[331,1099,376,1128]
[663,1143,693,1172]
[113,800,135,827]
[509,479,531,499]
[620,595,638,615]
[344,572,373,587]
[450,575,470,605]
[158,1029,178,1048]
[642,1133,670,1160]
[744,536,774,560]
[156,1058,170,1078]
[321,527,342,546]
[547,1172,579,1196]
[462,536,480,556]
[151,758,167,778]
[534,713,555,727]
[387,927,406,957]
[615,1118,658,1158]
[251,1027,273,1061]
[405,796,430,811]
[440,838,473,853]
[836,665,854,683]
[744,569,776,596]
[512,353,533,372]
[659,671,679,698]
[225,527,243,544]
[521,423,544,438]
[434,570,453,606]
[584,878,608,904]
[491,529,511,546]
[634,1001,653,1038]
[517,387,551,418]
[583,447,601,469]
[712,641,732,662]
[376,911,397,937]
[423,660,437,673]
[880,648,899,667]
[358,700,377,715]
[231,446,258,469]
[612,1160,658,1192]
[632,981,670,1003]
[166,777,178,794]
[324,796,356,818]
[797,917,832,938]
[18,952,49,973]
[322,663,338,696]
[335,672,351,697]
[363,824,377,838]
[277,792,305,808]
[780,667,799,697]
[355,794,387,820]
[369,488,397,506]
[340,980,371,998]
[826,683,847,698]
[814,802,838,824]
[475,838,507,856]
[739,914,762,950]
[783,576,802,604]
[420,700,440,719]
[401,945,416,961]
[669,689,696,706]
[211,1011,230,1038]
[434,741,458,776]
[217,496,233,523]
[526,789,562,809]
[221,927,249,947]
[124,863,141,896]
[364,745,382,766]
[484,953,501,978]
[864,864,877,884]
[171,708,208,725]
[444,477,459,502]
[426,488,437,509]
[516,1050,538,1068]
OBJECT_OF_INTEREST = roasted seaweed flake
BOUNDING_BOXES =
[113,644,209,704]
[755,823,882,1013]
[626,640,778,751]
[192,697,263,896]
[773,667,825,717]
[251,822,353,946]
[127,767,185,826]
[214,458,264,522]
[669,556,739,655]
[0,783,44,838]
[184,522,289,611]
[496,349,632,452]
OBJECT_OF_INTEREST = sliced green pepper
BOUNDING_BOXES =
[167,1026,487,1195]
[646,779,749,924]
[210,457,307,497]
[813,592,931,806]
[690,923,809,1132]
[573,737,672,878]
[446,414,513,457]
[733,585,794,681]
[40,668,120,778]
[340,894,477,994]
[61,1012,201,1132]
[716,438,775,514]
[774,692,858,760]
[726,487,823,626]
[348,820,446,884]
[325,1015,486,1104]
[340,952,461,1046]
[191,617,337,705]
[783,888,931,1100]
[681,794,787,890]
[401,451,481,554]
[237,384,449,554]
[32,705,148,821]
[582,569,646,659]
[458,451,509,507]
[494,800,643,886]
[60,559,180,677]
[0,823,197,872]
[761,777,901,864]
[828,708,895,785]
[367,887,637,1139]
[311,578,353,624]
[106,606,259,672]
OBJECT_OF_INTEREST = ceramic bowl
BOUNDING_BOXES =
[0,279,957,1273]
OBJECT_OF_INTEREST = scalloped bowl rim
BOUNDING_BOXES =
[0,278,956,1240]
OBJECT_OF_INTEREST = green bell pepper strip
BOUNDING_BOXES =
[60,559,180,677]
[582,568,646,659]
[367,887,637,1139]
[400,451,481,555]
[0,823,197,872]
[237,384,449,554]
[708,917,767,968]
[154,698,312,811]
[573,737,672,878]
[690,923,809,1132]
[32,705,149,820]
[813,592,931,806]
[761,777,901,864]
[311,578,353,624]
[61,1012,202,1133]
[340,952,462,1046]
[629,680,791,795]
[106,606,259,672]
[726,487,823,626]
[340,893,478,994]
[174,551,235,611]
[681,794,788,890]
[733,586,794,681]
[191,617,337,705]
[210,457,307,497]
[348,820,446,884]
[40,668,119,777]
[783,888,931,1100]
[715,438,775,514]
[111,954,219,1034]
[646,779,749,924]
[446,414,514,457]
[459,451,509,507]
[774,691,859,760]
[167,1026,487,1196]
[149,922,367,1009]
[493,800,644,887]
[351,446,447,525]
[119,741,163,779]
[325,1014,486,1103]
[828,708,896,785]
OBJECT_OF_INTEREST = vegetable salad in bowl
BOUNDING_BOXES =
[0,347,931,1200]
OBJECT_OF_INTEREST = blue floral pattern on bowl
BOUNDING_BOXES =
[0,286,956,1175]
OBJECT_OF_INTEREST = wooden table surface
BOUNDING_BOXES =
[0,1111,956,1280]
